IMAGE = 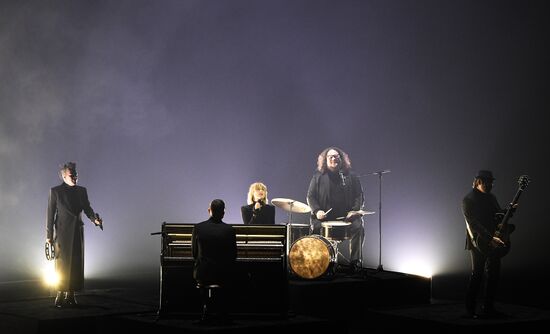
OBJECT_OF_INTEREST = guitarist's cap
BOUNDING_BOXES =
[476,170,495,180]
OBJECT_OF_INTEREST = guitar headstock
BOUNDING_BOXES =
[518,175,531,190]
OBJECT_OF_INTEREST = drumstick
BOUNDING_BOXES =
[337,210,356,221]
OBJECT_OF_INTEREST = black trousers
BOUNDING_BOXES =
[466,247,501,312]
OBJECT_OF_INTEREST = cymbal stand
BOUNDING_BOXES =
[285,201,295,262]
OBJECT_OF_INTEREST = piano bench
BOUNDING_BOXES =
[196,283,223,322]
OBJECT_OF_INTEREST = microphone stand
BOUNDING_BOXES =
[369,170,390,271]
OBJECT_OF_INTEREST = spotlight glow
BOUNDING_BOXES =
[393,260,433,278]
[42,261,59,287]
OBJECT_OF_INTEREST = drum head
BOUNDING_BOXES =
[321,221,351,227]
[289,235,333,279]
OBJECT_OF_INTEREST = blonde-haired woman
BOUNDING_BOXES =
[241,182,275,225]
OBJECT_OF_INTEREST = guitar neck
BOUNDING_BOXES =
[499,187,524,229]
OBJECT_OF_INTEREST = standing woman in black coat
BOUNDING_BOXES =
[241,182,276,225]
[46,162,103,307]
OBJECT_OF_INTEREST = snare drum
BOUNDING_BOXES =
[288,235,336,279]
[321,221,352,240]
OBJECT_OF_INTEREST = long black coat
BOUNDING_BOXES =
[191,217,237,286]
[47,183,97,291]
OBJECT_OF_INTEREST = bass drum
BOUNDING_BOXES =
[288,235,336,279]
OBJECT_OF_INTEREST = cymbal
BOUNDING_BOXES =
[355,210,376,215]
[271,198,311,214]
[335,210,376,220]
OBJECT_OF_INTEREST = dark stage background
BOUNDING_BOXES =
[1,0,548,308]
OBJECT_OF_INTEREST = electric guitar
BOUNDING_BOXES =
[476,175,530,257]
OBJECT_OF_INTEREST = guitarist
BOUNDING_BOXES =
[461,170,516,318]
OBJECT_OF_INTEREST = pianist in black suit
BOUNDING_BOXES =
[192,199,237,285]
[192,199,237,323]
[241,182,276,225]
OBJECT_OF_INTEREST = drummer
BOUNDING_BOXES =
[306,147,365,274]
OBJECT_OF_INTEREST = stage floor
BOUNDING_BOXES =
[1,269,549,333]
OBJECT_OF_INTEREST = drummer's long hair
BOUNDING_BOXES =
[317,147,351,174]
[247,182,269,205]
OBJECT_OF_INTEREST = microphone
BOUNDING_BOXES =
[94,213,103,231]
[339,170,346,186]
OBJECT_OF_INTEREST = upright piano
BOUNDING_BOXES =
[158,223,288,316]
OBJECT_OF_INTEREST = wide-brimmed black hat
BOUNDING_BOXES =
[475,170,495,180]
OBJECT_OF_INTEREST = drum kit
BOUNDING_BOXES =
[271,198,311,253]
[271,198,374,280]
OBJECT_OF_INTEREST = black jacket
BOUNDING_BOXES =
[462,188,505,250]
[192,217,237,285]
[241,203,275,225]
[307,171,363,219]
